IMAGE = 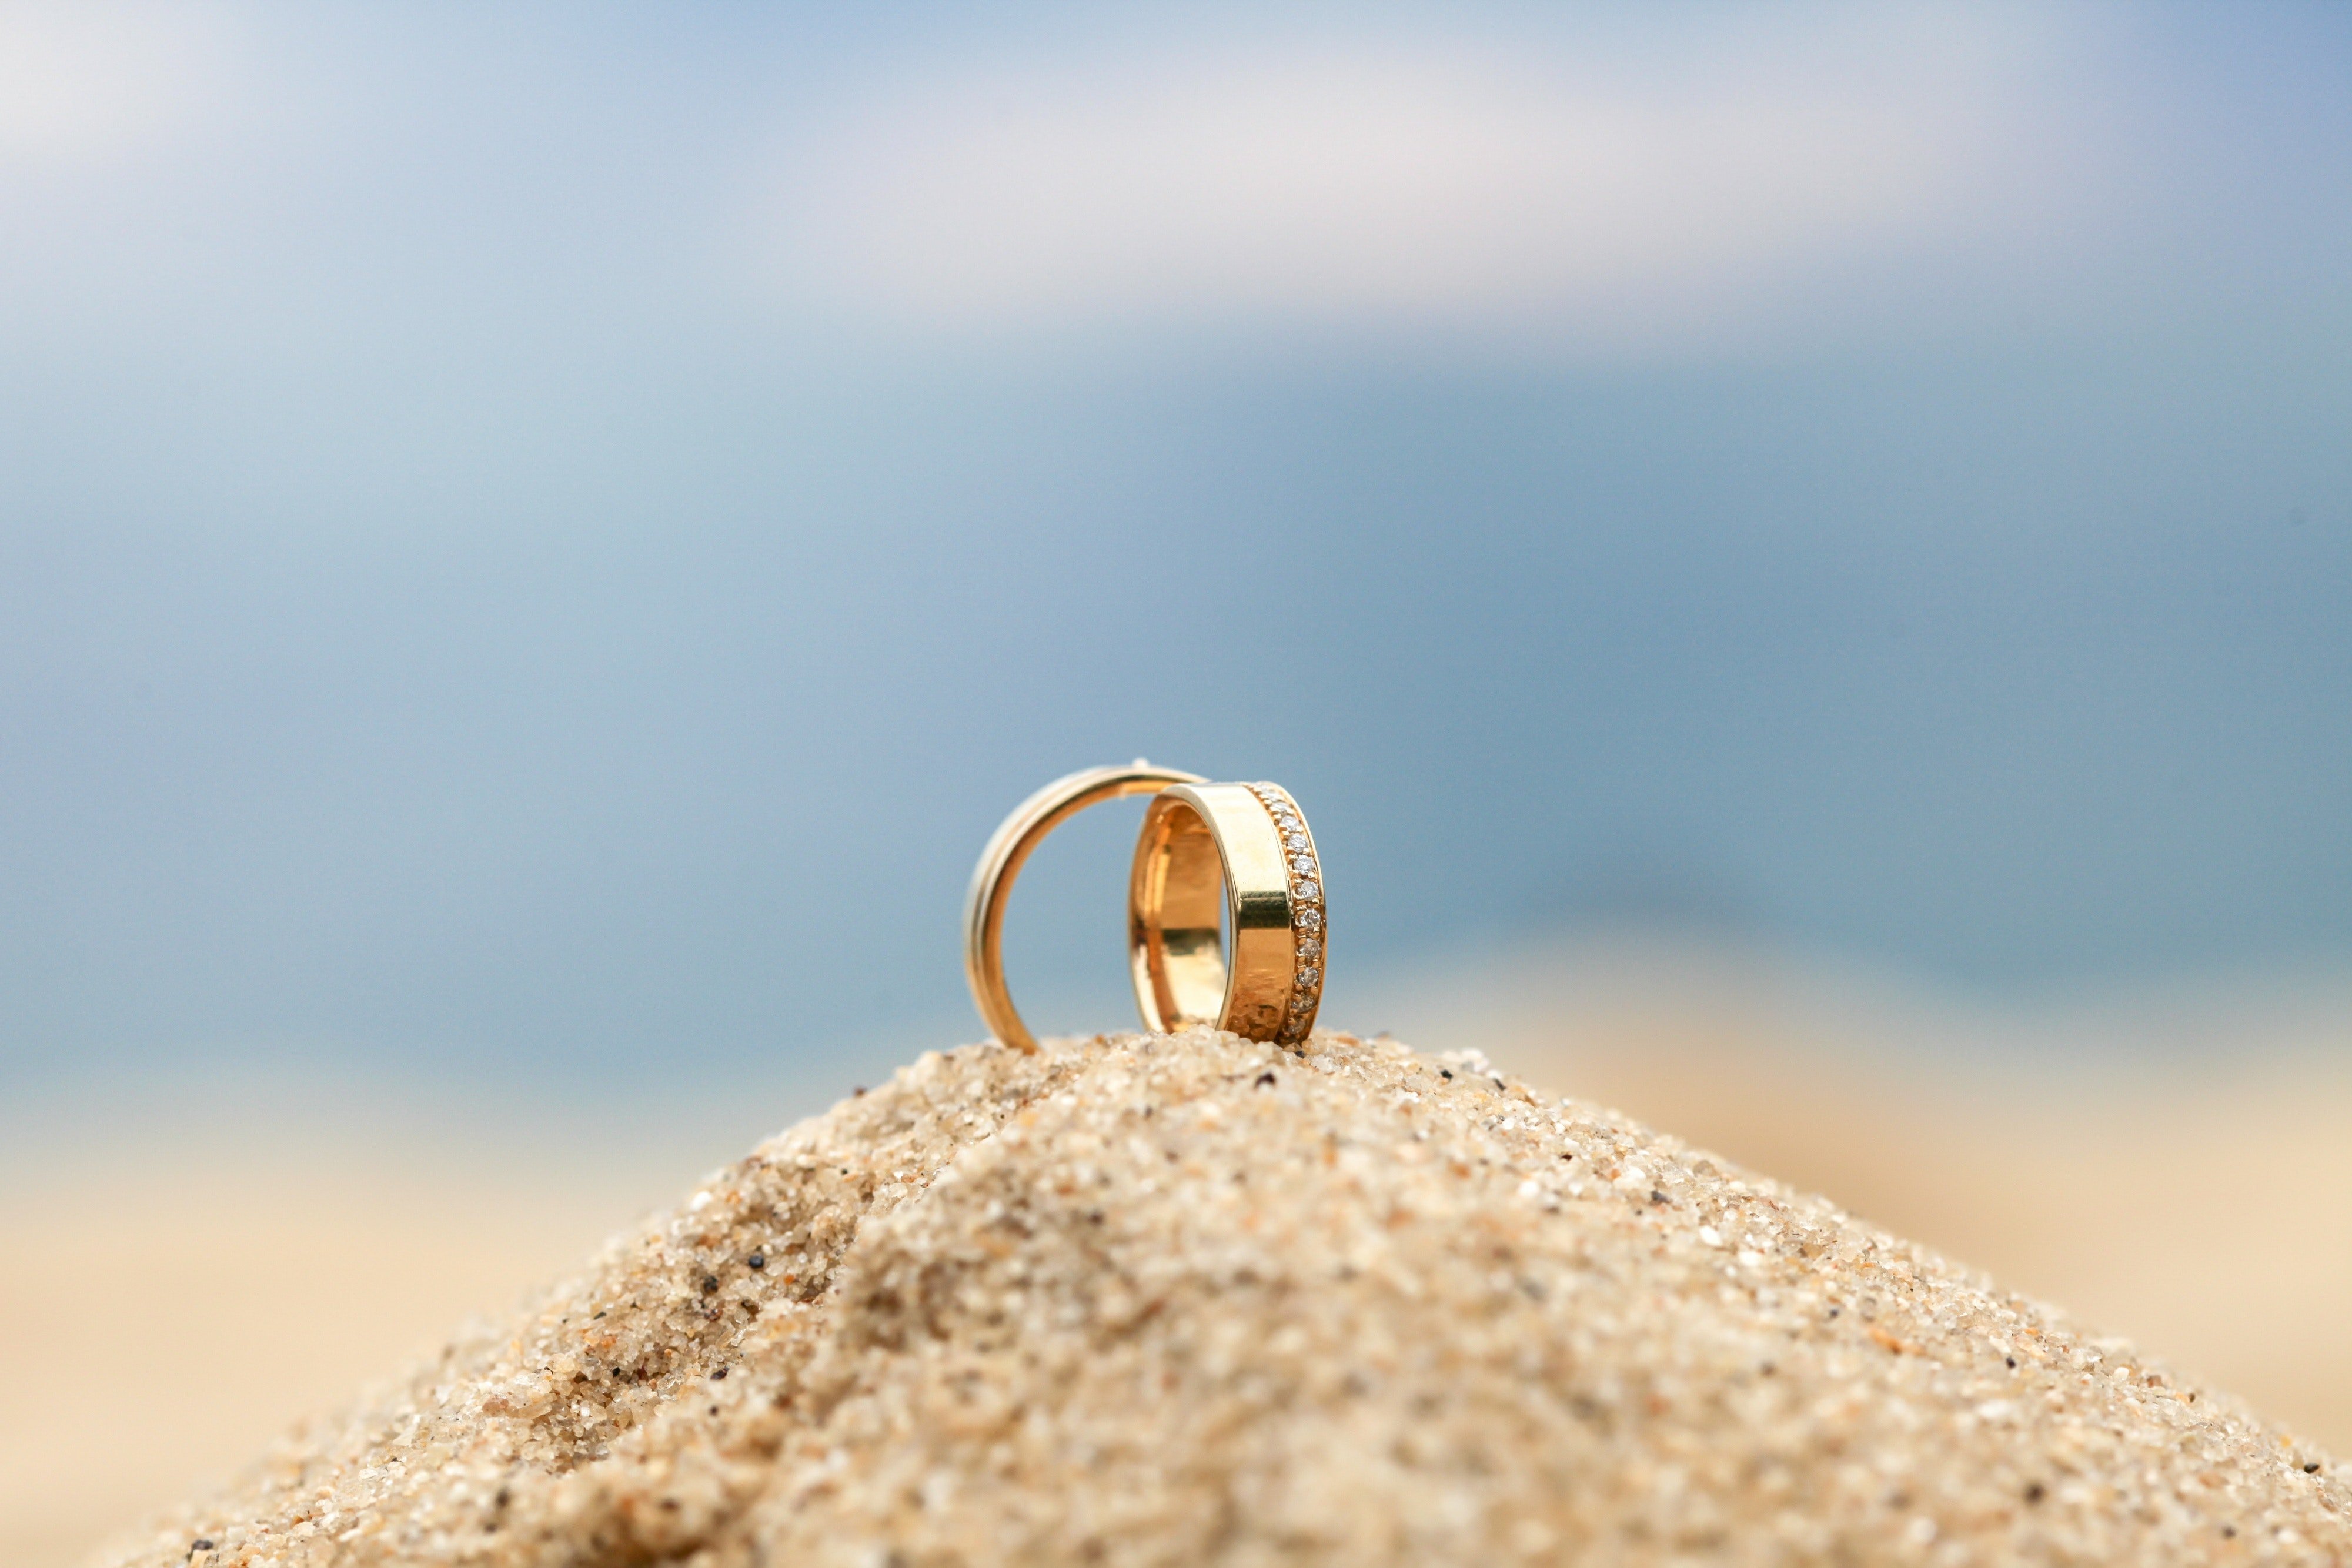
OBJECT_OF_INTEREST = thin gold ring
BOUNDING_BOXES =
[964,762,1205,1054]
[1129,781,1325,1045]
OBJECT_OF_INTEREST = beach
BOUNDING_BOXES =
[36,1011,2352,1561]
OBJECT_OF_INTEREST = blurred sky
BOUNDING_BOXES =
[1,1,2347,1108]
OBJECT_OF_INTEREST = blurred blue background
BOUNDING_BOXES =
[2,0,2347,1110]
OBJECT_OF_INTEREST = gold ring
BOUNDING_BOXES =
[964,762,1205,1054]
[1128,781,1325,1045]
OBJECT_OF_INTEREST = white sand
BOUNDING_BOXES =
[99,1028,2348,1564]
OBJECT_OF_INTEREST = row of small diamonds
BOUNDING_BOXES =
[1248,783,1322,1044]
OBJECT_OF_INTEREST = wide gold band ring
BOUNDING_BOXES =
[1129,781,1325,1046]
[964,762,1205,1054]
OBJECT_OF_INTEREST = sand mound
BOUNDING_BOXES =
[107,1030,2345,1565]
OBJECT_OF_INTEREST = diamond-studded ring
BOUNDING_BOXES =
[964,761,1207,1054]
[1128,781,1325,1047]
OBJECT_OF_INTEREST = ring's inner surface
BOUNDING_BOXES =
[1134,799,1229,1028]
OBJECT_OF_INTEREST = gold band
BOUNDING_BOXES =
[964,762,1205,1054]
[1128,781,1325,1045]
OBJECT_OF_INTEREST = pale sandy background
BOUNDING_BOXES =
[8,945,2347,1568]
